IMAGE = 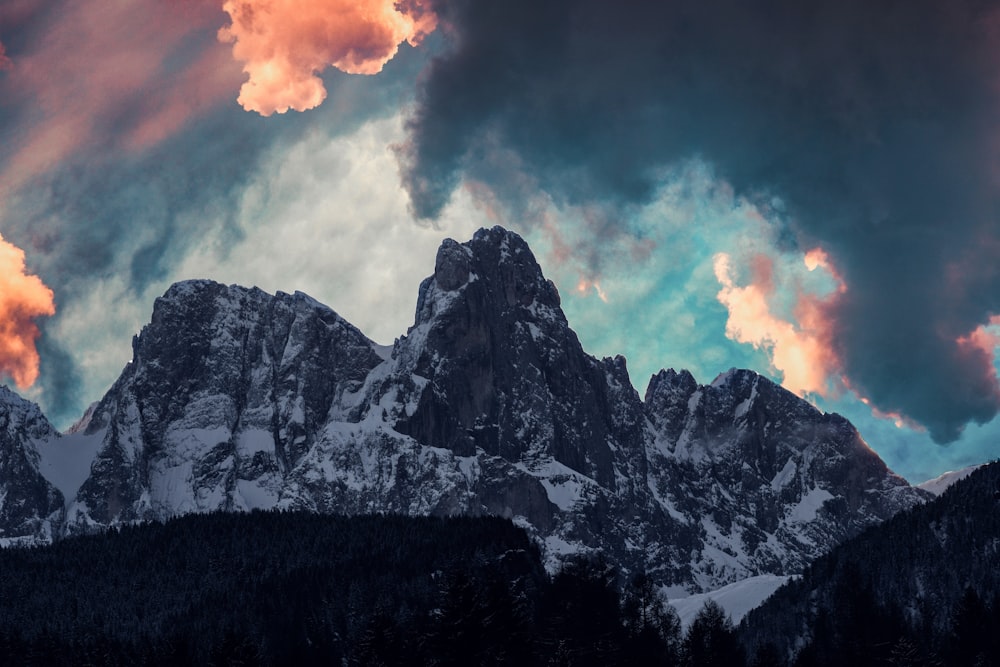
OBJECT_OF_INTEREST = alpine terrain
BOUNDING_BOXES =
[0,226,928,593]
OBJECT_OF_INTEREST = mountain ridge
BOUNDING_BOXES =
[0,226,928,593]
[739,459,1000,664]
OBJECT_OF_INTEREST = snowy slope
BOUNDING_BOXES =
[916,464,983,495]
[0,227,930,594]
[668,574,792,630]
[36,431,105,506]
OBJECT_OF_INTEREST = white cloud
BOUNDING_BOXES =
[37,114,482,428]
[173,114,481,344]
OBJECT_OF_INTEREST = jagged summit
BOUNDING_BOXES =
[0,226,928,592]
[0,387,62,543]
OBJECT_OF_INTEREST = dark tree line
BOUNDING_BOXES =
[740,461,1000,666]
[0,511,747,666]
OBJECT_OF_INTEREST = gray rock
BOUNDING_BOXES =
[0,387,63,543]
[1,226,930,593]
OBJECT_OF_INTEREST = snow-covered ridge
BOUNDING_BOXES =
[917,464,983,496]
[668,574,792,630]
[0,226,929,594]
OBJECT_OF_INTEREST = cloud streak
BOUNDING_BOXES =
[0,0,240,197]
[219,0,437,115]
[0,233,54,388]
[397,0,1000,442]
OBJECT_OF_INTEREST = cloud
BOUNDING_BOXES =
[0,41,11,70]
[219,0,437,115]
[0,0,427,428]
[172,114,480,343]
[0,0,241,197]
[0,233,55,388]
[714,251,840,398]
[397,0,1000,442]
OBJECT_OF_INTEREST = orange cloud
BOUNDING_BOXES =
[714,251,841,397]
[219,0,438,116]
[576,278,609,303]
[956,314,1000,382]
[0,233,55,388]
[859,397,926,431]
[804,246,846,293]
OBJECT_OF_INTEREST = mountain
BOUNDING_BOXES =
[739,460,1000,665]
[0,386,63,545]
[1,226,928,593]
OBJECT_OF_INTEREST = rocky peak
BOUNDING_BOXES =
[411,226,563,329]
[67,279,386,528]
[0,387,62,542]
[392,227,642,488]
[645,368,699,445]
[0,226,931,595]
[0,385,57,443]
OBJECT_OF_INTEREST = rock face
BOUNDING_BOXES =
[740,461,1000,661]
[1,226,929,592]
[0,387,63,544]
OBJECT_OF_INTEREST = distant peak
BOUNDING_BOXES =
[414,226,562,328]
[709,368,768,389]
[471,225,527,247]
[0,384,43,413]
[645,367,697,397]
[161,279,224,300]
[653,368,698,386]
[917,464,983,496]
[158,281,335,317]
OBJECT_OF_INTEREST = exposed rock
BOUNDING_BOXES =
[0,387,63,544]
[1,226,929,593]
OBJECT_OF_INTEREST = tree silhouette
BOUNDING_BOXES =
[684,600,745,667]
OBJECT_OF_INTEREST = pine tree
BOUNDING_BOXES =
[683,600,745,667]
[949,587,992,666]
[540,558,624,666]
[622,570,682,665]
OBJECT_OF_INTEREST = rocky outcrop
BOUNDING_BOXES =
[1,226,929,593]
[0,387,63,544]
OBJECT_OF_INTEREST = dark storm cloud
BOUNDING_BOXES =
[34,332,82,426]
[397,0,1000,443]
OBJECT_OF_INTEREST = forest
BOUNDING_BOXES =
[741,462,1000,666]
[0,511,741,666]
[2,488,999,666]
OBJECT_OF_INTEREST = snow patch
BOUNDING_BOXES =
[770,459,796,491]
[235,429,274,457]
[917,464,982,496]
[710,369,736,388]
[540,476,584,512]
[733,379,757,421]
[36,430,107,504]
[788,487,833,523]
[668,574,792,630]
[236,479,281,510]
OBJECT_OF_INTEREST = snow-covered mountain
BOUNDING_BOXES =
[740,460,1000,663]
[0,387,62,545]
[0,227,929,593]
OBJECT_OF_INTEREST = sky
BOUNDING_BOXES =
[1,0,999,484]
